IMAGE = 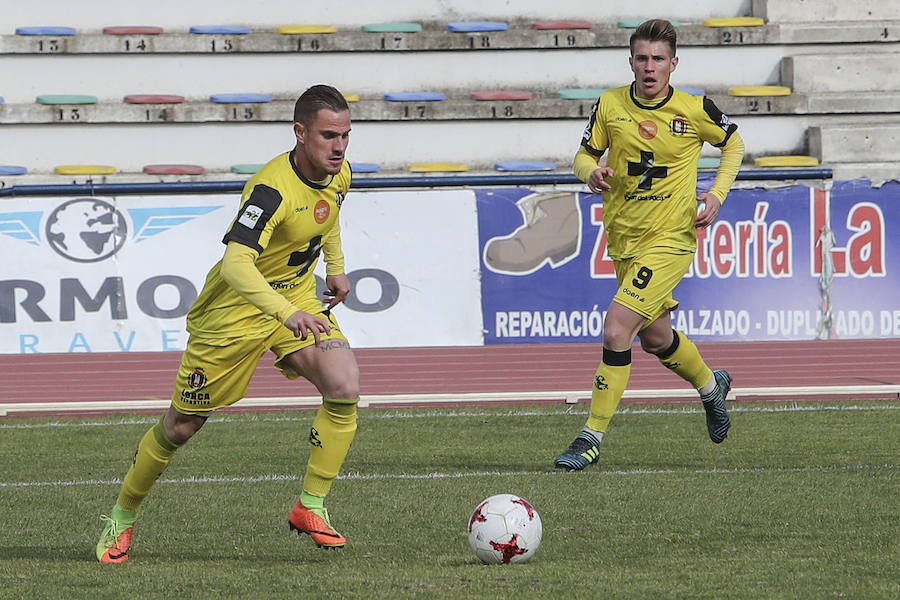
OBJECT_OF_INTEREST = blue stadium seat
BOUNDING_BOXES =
[209,93,272,103]
[189,25,251,34]
[384,92,446,102]
[16,26,77,36]
[447,22,508,32]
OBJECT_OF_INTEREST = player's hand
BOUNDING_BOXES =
[283,309,331,345]
[322,273,351,309]
[588,166,614,193]
[695,192,722,228]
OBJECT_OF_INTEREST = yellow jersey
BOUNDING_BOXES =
[187,151,351,337]
[579,84,738,259]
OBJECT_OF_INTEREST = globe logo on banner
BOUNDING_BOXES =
[45,198,128,263]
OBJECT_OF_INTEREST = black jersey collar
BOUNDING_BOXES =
[629,82,674,110]
[288,148,334,190]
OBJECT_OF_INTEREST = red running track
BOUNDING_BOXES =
[1,339,898,416]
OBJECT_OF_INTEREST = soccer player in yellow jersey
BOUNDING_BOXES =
[554,19,746,470]
[97,85,361,562]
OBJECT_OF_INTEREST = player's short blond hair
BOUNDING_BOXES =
[630,19,677,57]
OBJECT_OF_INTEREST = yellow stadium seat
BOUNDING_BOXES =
[54,165,117,175]
[703,17,765,27]
[342,93,360,103]
[276,25,337,34]
[729,85,792,96]
[754,155,820,167]
[407,162,469,173]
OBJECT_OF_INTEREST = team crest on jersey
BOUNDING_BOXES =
[188,367,207,389]
[336,190,346,208]
[314,199,330,224]
[671,116,687,135]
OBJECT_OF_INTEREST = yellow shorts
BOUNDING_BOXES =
[612,249,694,324]
[171,310,347,416]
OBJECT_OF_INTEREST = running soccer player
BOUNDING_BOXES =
[97,84,360,562]
[554,19,746,470]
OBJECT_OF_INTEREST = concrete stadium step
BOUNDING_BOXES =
[753,0,899,22]
[782,52,900,92]
[0,21,898,55]
[809,123,900,163]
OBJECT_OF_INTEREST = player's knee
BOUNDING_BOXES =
[325,380,360,403]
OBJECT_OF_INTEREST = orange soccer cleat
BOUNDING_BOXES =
[288,500,346,548]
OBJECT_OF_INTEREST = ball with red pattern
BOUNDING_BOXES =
[467,493,542,564]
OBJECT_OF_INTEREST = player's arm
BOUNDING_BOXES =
[574,146,614,193]
[696,131,745,228]
[219,242,331,341]
[320,219,350,309]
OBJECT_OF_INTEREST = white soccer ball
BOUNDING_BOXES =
[467,493,543,564]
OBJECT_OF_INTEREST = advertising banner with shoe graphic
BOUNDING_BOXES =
[477,180,899,343]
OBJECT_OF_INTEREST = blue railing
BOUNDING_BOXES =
[0,168,832,197]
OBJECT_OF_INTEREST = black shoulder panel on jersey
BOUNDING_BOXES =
[222,183,283,253]
[580,97,606,157]
[703,97,738,147]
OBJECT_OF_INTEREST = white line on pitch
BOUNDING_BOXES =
[2,463,896,489]
[1,402,898,430]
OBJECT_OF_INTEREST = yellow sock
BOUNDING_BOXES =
[656,330,714,390]
[117,418,180,512]
[303,399,358,498]
[585,348,632,433]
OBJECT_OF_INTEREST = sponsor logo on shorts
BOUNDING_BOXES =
[180,390,211,405]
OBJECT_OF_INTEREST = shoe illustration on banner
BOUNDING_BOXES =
[483,192,582,274]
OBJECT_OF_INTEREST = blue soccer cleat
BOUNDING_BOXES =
[701,369,732,443]
[553,430,602,471]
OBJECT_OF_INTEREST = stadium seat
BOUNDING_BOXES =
[360,23,422,33]
[189,25,251,34]
[532,20,592,30]
[407,162,469,172]
[142,164,206,175]
[728,85,792,96]
[276,25,338,34]
[697,157,721,169]
[680,87,706,96]
[703,17,765,27]
[494,161,556,171]
[124,94,186,104]
[0,96,3,103]
[384,92,446,102]
[209,93,271,103]
[0,166,28,175]
[15,26,76,36]
[350,162,381,173]
[230,164,263,174]
[471,91,533,101]
[447,22,508,32]
[36,95,97,105]
[754,155,819,167]
[342,93,360,103]
[54,165,117,175]
[102,26,163,35]
[557,88,606,100]
[617,18,679,28]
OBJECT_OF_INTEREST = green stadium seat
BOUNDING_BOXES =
[557,88,606,100]
[697,157,721,169]
[36,95,98,105]
[230,164,263,174]
[360,23,422,33]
